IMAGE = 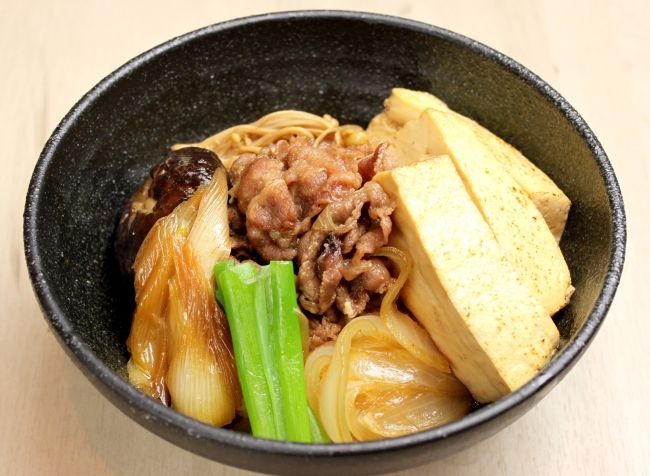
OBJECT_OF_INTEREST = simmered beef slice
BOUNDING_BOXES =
[297,182,396,319]
[228,135,398,334]
[308,310,343,351]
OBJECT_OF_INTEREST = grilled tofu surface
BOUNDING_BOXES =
[373,156,560,402]
[391,108,573,316]
[367,88,571,242]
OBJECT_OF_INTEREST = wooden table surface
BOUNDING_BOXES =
[2,0,648,474]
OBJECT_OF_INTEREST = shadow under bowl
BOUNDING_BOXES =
[23,11,626,476]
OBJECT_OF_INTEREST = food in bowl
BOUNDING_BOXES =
[116,88,573,443]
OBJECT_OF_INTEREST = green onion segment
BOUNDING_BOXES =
[214,260,318,442]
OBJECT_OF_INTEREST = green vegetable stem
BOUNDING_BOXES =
[214,260,315,442]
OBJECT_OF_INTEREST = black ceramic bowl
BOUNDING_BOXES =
[24,11,625,476]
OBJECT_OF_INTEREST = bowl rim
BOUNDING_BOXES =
[24,9,626,458]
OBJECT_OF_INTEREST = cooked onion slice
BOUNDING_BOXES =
[305,343,334,414]
[345,381,471,441]
[316,317,383,442]
[307,315,471,442]
[372,247,450,373]
[306,246,471,443]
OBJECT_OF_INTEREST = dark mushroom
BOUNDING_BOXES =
[115,147,223,276]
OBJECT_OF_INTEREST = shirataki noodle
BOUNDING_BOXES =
[173,110,368,169]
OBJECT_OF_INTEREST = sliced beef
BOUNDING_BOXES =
[308,310,343,351]
[297,181,396,320]
[230,136,397,263]
[228,135,398,340]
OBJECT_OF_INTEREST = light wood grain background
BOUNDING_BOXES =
[2,0,648,474]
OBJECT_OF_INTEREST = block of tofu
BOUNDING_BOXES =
[468,128,571,242]
[373,156,560,402]
[368,88,571,242]
[392,109,573,316]
[367,88,451,142]
[384,87,450,124]
[366,112,399,142]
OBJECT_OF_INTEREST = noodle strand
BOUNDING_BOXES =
[172,110,367,168]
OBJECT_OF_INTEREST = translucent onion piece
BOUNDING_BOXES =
[346,382,472,440]
[372,247,450,373]
[311,189,364,235]
[126,189,204,403]
[187,167,231,285]
[304,343,334,415]
[316,316,390,442]
[348,341,469,396]
[344,382,384,442]
[165,240,239,426]
[306,315,471,442]
[310,204,338,233]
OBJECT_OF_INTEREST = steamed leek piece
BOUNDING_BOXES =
[127,164,241,427]
[187,166,231,283]
[126,189,204,404]
[163,166,241,425]
[215,261,312,442]
[165,241,238,426]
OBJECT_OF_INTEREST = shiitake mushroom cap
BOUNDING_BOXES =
[115,147,223,276]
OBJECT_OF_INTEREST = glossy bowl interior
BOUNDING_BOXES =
[24,11,625,476]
